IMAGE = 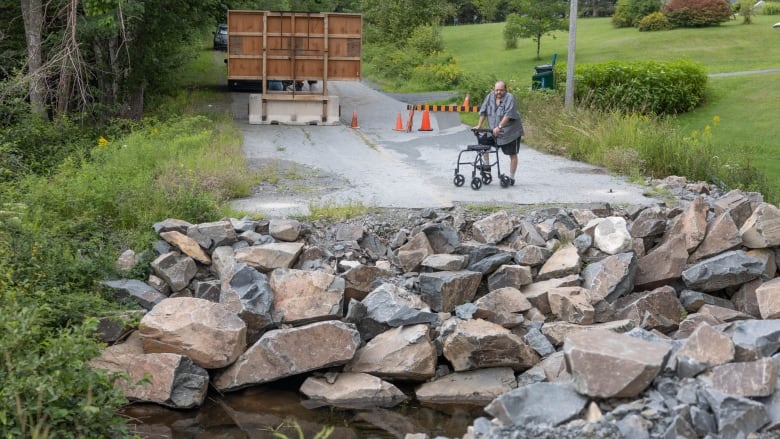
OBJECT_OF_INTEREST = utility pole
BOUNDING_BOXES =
[565,0,578,110]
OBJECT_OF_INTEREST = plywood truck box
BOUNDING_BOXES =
[227,10,362,125]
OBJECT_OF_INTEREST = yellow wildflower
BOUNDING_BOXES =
[98,136,109,147]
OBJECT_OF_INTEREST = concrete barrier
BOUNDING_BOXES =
[249,94,341,125]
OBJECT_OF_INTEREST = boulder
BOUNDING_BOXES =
[139,297,246,369]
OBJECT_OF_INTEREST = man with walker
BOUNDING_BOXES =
[474,80,524,186]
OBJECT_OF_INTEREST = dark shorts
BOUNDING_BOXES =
[498,137,521,155]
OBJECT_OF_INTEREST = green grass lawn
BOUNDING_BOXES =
[441,15,780,186]
[443,15,780,83]
[676,72,780,181]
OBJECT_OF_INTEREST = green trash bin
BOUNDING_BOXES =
[532,53,557,90]
[532,70,555,90]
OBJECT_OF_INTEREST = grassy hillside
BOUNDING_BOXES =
[442,16,780,82]
[441,16,780,189]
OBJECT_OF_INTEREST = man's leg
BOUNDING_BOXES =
[509,154,518,179]
[505,138,519,185]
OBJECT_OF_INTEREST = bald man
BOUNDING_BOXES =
[474,80,524,185]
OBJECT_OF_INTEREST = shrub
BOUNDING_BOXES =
[362,25,462,91]
[763,3,780,14]
[612,0,634,27]
[613,0,663,27]
[565,59,707,115]
[407,25,444,56]
[737,0,754,23]
[638,11,674,30]
[0,109,96,184]
[0,292,130,438]
[663,0,733,27]
[504,13,522,48]
[362,43,421,85]
[17,116,239,243]
[410,53,463,89]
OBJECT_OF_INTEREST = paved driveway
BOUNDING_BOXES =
[230,81,660,217]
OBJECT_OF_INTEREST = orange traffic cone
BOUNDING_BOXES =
[350,111,359,128]
[418,109,433,131]
[393,113,404,131]
[463,93,470,108]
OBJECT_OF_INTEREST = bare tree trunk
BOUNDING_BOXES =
[108,37,121,103]
[21,0,46,117]
[56,0,78,115]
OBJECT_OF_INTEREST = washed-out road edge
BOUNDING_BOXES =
[228,80,662,218]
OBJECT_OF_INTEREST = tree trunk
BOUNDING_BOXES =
[108,37,121,103]
[21,0,46,117]
[55,0,82,116]
[535,36,541,60]
[124,85,144,120]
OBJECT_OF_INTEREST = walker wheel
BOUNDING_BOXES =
[482,173,492,185]
[453,174,465,187]
[471,177,482,190]
[500,175,511,188]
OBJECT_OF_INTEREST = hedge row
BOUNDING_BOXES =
[558,59,708,115]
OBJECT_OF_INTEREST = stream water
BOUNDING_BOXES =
[121,378,483,438]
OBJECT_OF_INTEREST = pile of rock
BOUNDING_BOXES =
[93,176,780,438]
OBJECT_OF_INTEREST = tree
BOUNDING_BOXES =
[580,0,617,17]
[505,0,568,59]
[612,0,662,27]
[5,0,221,122]
[20,0,45,116]
[739,0,753,24]
[359,0,449,44]
[9,0,92,119]
[472,0,501,22]
[0,0,27,81]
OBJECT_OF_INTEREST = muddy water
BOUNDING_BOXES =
[122,379,483,438]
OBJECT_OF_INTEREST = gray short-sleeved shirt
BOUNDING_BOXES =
[479,91,524,145]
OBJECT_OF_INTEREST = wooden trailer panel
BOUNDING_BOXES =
[227,10,361,83]
[227,10,361,124]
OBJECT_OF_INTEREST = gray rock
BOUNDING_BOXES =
[681,250,764,292]
[484,382,588,427]
[101,279,166,310]
[723,319,780,361]
[523,327,556,358]
[564,328,671,398]
[187,220,237,250]
[468,251,514,275]
[300,372,406,409]
[220,263,274,343]
[418,270,481,313]
[150,251,198,292]
[421,222,460,254]
[581,252,636,303]
[679,289,734,312]
[701,387,769,438]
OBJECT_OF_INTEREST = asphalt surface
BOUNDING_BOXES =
[229,81,661,217]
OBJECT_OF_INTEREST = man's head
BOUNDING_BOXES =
[493,81,507,97]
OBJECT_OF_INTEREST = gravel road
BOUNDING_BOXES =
[229,81,661,217]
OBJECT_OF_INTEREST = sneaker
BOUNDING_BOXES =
[509,177,515,186]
